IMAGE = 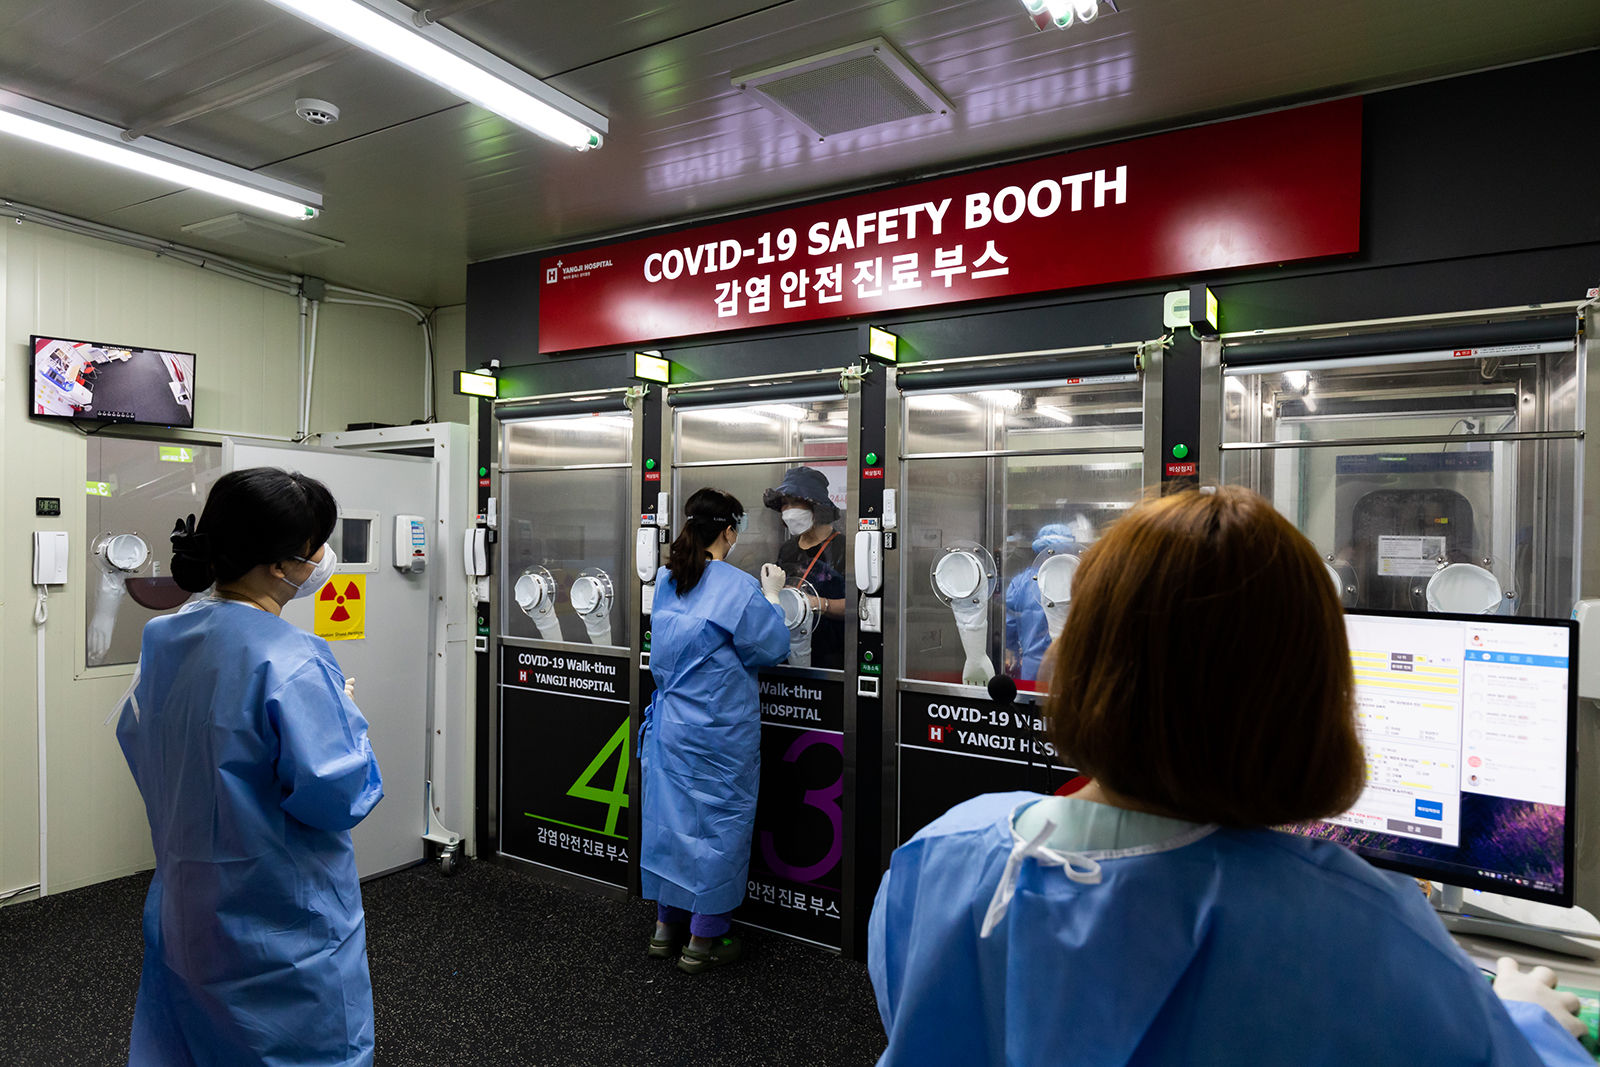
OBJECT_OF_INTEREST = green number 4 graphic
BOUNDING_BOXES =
[566,718,630,837]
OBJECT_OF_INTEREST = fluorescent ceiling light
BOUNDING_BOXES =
[259,0,606,150]
[0,91,320,220]
[1036,405,1076,424]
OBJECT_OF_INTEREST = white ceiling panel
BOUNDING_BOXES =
[0,0,1595,306]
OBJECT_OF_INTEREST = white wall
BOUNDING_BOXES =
[1,222,441,901]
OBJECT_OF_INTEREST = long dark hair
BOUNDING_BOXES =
[667,487,743,597]
[170,467,339,593]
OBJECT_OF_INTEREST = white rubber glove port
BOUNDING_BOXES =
[760,563,785,605]
[87,569,126,666]
[531,602,564,642]
[581,610,614,648]
[1494,957,1587,1039]
[788,623,813,667]
[1044,600,1069,641]
[951,596,995,686]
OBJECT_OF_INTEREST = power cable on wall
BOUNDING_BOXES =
[2,198,440,430]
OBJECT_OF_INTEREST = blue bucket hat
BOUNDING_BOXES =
[763,466,841,523]
[1033,523,1076,554]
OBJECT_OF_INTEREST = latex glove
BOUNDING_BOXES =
[1495,957,1587,1039]
[760,564,785,605]
[581,610,614,647]
[1043,600,1069,641]
[951,597,995,686]
[87,569,126,665]
[344,677,356,700]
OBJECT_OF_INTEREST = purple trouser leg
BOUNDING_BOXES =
[656,903,731,938]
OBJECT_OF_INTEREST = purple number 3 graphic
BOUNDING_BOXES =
[759,731,842,883]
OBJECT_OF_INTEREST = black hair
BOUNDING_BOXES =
[666,487,743,597]
[170,467,339,593]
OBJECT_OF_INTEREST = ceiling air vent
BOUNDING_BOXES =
[180,213,344,259]
[734,38,952,140]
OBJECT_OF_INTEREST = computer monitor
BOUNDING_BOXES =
[30,335,195,428]
[1289,609,1577,907]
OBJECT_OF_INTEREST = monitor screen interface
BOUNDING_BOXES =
[31,336,195,428]
[1290,610,1576,905]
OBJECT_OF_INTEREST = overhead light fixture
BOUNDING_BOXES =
[1020,0,1117,32]
[633,351,673,384]
[0,90,321,220]
[455,370,498,399]
[258,0,606,150]
[862,324,900,364]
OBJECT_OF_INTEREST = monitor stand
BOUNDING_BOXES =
[1433,884,1600,959]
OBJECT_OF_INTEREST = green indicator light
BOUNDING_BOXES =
[479,467,488,477]
[864,651,874,662]
[1171,443,1189,459]
[865,452,879,466]
[645,458,657,471]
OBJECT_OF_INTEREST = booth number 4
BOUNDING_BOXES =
[567,719,630,838]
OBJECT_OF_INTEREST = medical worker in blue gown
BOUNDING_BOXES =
[870,486,1591,1067]
[1003,522,1081,683]
[641,487,791,973]
[116,468,383,1067]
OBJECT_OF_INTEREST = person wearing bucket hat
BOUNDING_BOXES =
[764,466,847,669]
[1004,521,1089,682]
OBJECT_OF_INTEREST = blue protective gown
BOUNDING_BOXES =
[116,598,384,1067]
[1003,568,1052,681]
[870,792,1592,1067]
[640,561,791,915]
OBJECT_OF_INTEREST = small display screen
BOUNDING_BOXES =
[456,371,498,398]
[31,335,195,428]
[1287,610,1577,905]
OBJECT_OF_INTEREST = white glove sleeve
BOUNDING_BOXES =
[531,602,564,642]
[788,624,813,667]
[87,569,126,665]
[951,597,995,686]
[1043,601,1070,641]
[580,610,614,647]
[1495,957,1588,1039]
[760,564,785,605]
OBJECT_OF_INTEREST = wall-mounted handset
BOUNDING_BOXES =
[931,540,997,687]
[394,514,427,573]
[33,531,69,585]
[571,568,615,646]
[854,530,883,594]
[636,527,659,582]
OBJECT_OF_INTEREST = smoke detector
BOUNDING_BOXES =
[295,98,340,126]
[733,38,952,140]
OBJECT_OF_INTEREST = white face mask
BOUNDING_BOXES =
[284,546,337,600]
[723,531,739,561]
[782,507,814,537]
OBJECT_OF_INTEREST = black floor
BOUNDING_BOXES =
[0,859,888,1067]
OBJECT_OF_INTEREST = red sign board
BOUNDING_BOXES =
[1165,461,1199,478]
[538,99,1362,352]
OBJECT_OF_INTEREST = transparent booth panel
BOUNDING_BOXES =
[900,378,1145,690]
[673,397,850,670]
[501,467,633,646]
[86,438,222,666]
[1223,350,1581,617]
[503,414,632,467]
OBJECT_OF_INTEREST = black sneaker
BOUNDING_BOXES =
[677,934,742,974]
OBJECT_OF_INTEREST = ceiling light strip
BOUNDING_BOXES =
[258,0,607,149]
[0,91,321,220]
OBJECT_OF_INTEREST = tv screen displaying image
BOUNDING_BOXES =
[31,335,195,428]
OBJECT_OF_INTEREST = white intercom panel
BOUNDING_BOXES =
[854,530,883,594]
[394,514,428,573]
[463,528,489,577]
[636,527,659,582]
[33,531,69,585]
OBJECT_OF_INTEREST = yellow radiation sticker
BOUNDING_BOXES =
[314,574,366,641]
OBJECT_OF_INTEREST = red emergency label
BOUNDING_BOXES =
[863,468,884,478]
[644,471,660,481]
[1165,461,1198,477]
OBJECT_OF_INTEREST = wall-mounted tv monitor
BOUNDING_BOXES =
[1287,609,1577,906]
[31,335,195,428]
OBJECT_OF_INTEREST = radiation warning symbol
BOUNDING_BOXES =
[314,574,366,641]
